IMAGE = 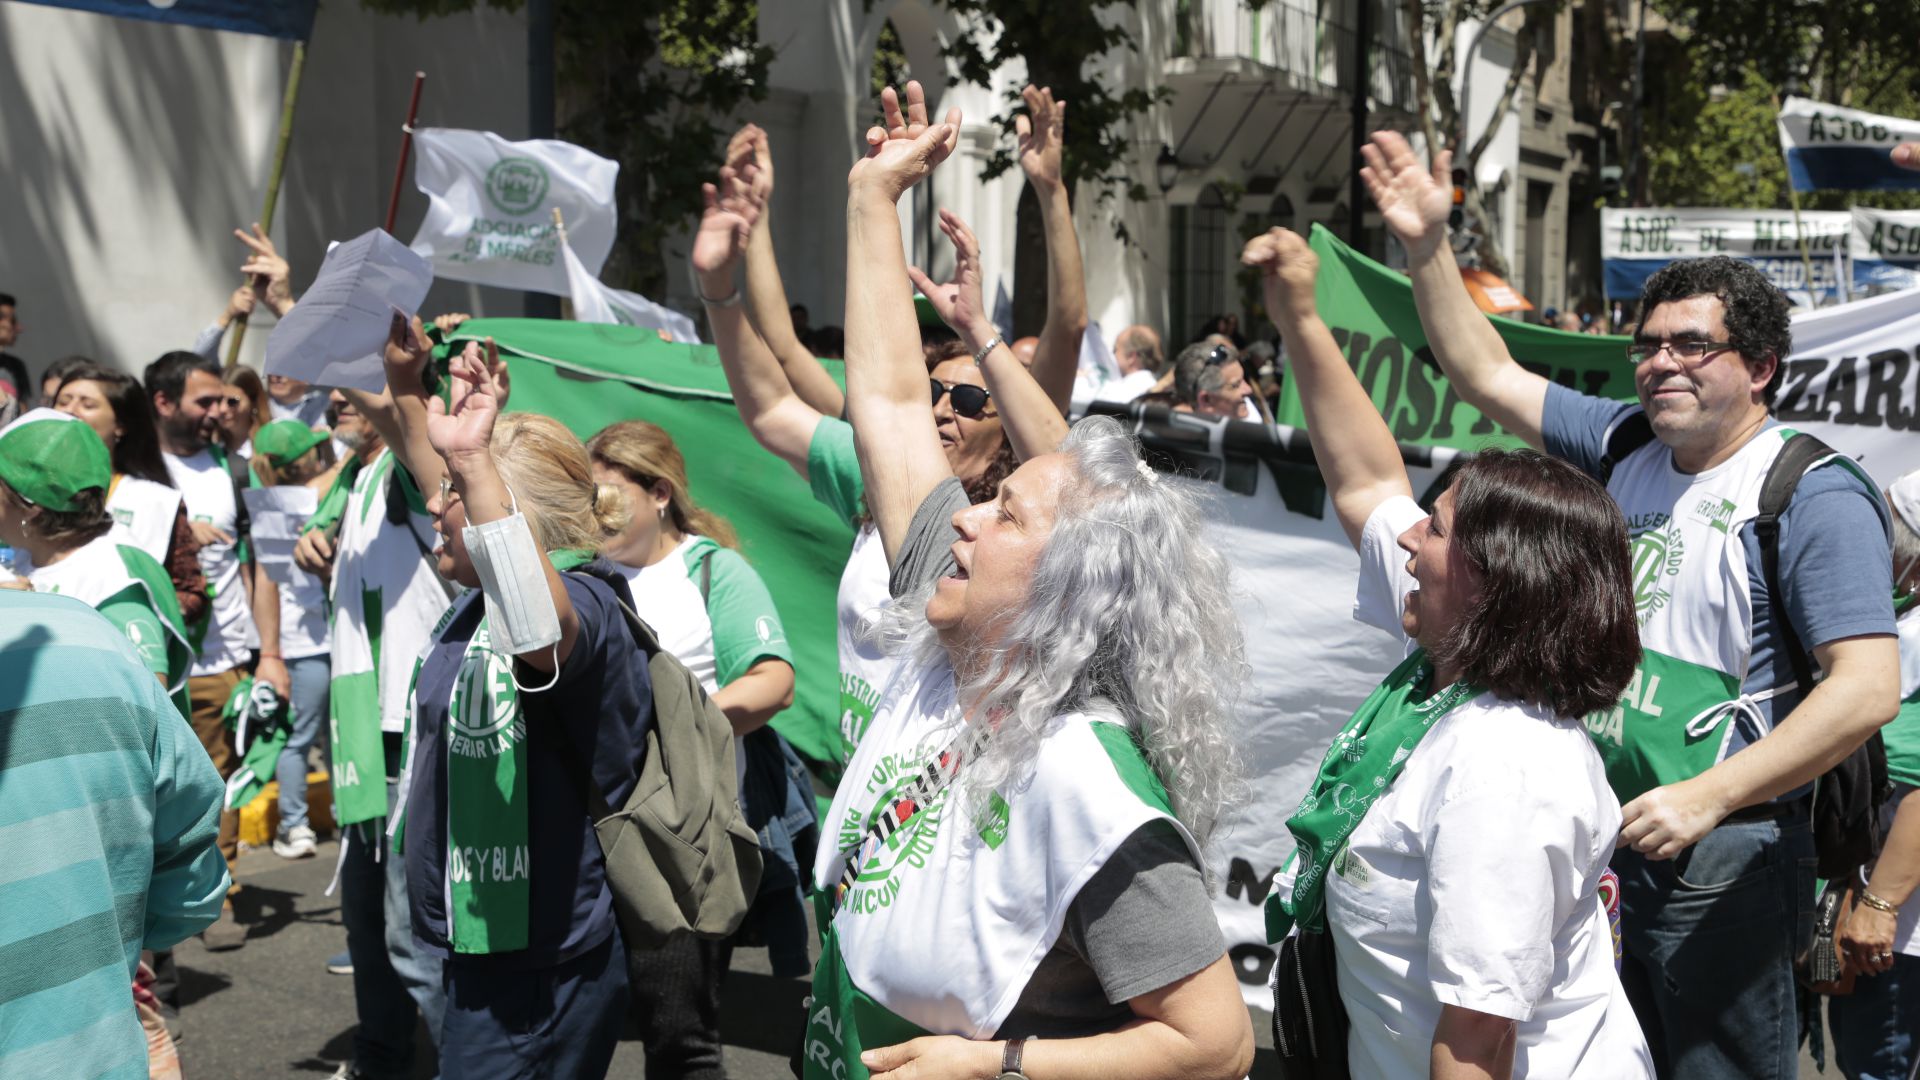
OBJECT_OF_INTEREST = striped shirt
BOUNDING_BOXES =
[0,591,229,1079]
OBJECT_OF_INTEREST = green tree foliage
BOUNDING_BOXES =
[938,1,1167,237]
[1641,0,1920,210]
[360,0,773,296]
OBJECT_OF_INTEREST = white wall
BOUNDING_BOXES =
[0,3,528,384]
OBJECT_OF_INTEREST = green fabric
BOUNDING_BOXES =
[440,321,853,771]
[328,584,389,827]
[806,417,866,529]
[1275,225,1638,451]
[97,593,168,680]
[1090,721,1174,815]
[1581,649,1743,802]
[252,420,330,469]
[1265,649,1481,941]
[442,547,592,954]
[1888,694,1920,788]
[804,925,933,1080]
[220,675,292,811]
[685,536,793,686]
[304,455,363,538]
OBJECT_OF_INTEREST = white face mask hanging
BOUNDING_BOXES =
[463,485,564,658]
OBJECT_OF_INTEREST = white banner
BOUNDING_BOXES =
[562,234,701,344]
[409,128,618,295]
[1777,285,1920,485]
[1851,206,1920,292]
[1602,207,1852,306]
[1779,97,1920,193]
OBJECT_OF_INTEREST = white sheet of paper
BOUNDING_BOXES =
[243,486,319,587]
[265,229,432,392]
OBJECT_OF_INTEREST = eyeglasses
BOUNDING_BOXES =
[1624,339,1738,366]
[931,378,993,419]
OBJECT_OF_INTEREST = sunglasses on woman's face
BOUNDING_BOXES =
[931,378,993,420]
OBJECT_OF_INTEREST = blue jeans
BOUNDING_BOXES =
[1829,952,1920,1079]
[440,929,629,1080]
[341,778,446,1079]
[275,654,329,833]
[1613,810,1816,1080]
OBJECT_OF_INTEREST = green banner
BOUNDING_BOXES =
[442,320,854,771]
[1276,225,1638,450]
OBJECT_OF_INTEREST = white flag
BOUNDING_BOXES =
[409,128,618,295]
[562,235,701,344]
[1078,320,1119,381]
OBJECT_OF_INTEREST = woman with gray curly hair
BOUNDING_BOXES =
[766,81,1254,1080]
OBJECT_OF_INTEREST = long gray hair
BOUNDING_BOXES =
[880,416,1246,848]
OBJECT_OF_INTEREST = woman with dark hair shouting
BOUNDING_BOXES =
[1246,226,1654,1079]
[788,82,1253,1080]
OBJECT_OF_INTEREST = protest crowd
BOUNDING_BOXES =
[12,70,1920,1080]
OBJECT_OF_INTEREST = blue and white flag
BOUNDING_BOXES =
[1779,97,1920,193]
[1850,206,1920,293]
[13,0,316,39]
[1601,206,1851,307]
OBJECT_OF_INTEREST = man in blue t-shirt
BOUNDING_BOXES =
[1361,131,1898,1080]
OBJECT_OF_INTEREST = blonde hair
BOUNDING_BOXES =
[490,413,629,552]
[585,420,739,549]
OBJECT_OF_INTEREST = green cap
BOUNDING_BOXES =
[252,420,330,469]
[0,409,111,512]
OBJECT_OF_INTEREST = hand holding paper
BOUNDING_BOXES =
[265,228,432,392]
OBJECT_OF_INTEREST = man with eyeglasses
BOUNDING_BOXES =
[1363,129,1897,1080]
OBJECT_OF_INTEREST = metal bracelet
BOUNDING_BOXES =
[1858,888,1901,915]
[973,335,1004,367]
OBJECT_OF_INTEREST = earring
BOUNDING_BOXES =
[658,506,667,522]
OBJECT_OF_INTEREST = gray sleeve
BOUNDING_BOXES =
[190,321,226,361]
[888,477,970,599]
[1059,820,1227,1004]
[1540,382,1640,479]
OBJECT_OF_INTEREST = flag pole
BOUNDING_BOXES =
[225,39,308,368]
[385,72,428,233]
[552,207,573,320]
[1772,93,1823,310]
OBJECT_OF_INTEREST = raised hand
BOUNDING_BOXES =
[221,284,257,328]
[848,81,960,203]
[426,341,500,460]
[905,209,995,351]
[1015,85,1065,191]
[1358,131,1452,257]
[726,123,775,215]
[1241,227,1320,322]
[236,223,294,314]
[384,312,434,390]
[690,164,759,276]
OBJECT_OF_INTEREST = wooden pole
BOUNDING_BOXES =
[226,39,308,368]
[385,72,428,234]
[1773,93,1823,309]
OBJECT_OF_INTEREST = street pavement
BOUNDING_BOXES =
[171,838,1830,1078]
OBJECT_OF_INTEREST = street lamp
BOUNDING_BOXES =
[1157,144,1181,194]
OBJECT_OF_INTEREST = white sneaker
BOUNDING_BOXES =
[272,825,317,859]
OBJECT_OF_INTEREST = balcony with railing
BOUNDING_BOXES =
[1170,0,1417,115]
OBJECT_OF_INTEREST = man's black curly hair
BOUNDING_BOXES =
[1639,256,1793,407]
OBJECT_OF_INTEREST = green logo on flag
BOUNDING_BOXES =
[485,157,550,216]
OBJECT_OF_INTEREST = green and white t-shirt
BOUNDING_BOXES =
[105,474,182,564]
[808,418,896,766]
[30,532,193,697]
[166,447,250,676]
[322,449,455,826]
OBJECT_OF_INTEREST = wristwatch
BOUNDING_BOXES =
[996,1037,1029,1079]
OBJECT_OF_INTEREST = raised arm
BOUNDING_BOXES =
[1359,131,1548,446]
[845,81,963,564]
[1243,227,1411,548]
[692,158,829,479]
[732,123,848,419]
[1017,86,1086,415]
[908,209,1067,461]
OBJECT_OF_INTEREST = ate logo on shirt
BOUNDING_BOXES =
[448,626,526,759]
[1627,513,1686,625]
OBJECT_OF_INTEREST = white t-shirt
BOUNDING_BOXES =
[1329,496,1653,1079]
[620,535,718,692]
[166,448,251,676]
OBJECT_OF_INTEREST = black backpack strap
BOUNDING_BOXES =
[1597,409,1655,484]
[1753,432,1841,693]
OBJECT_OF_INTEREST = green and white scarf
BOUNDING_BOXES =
[1266,649,1481,941]
[438,548,592,955]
